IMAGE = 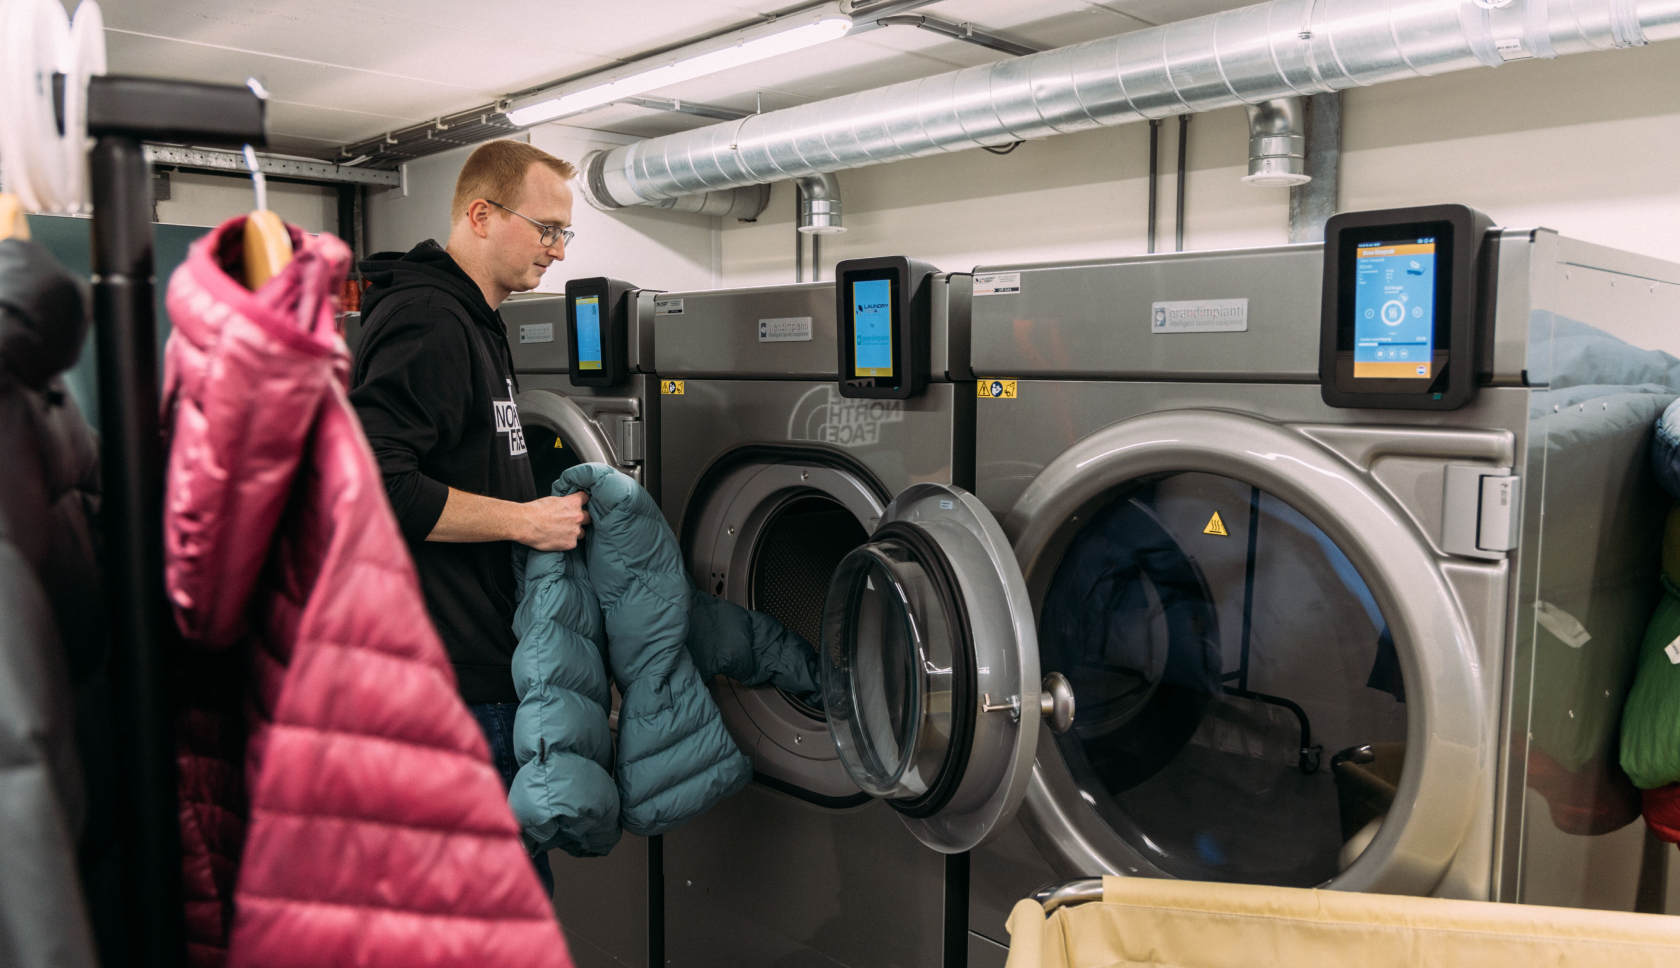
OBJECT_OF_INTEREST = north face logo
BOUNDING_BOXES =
[496,379,526,456]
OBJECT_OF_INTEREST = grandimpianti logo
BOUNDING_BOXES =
[1150,298,1249,334]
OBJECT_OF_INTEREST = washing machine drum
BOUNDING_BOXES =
[1038,471,1408,888]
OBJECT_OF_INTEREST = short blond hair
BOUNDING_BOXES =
[451,140,576,224]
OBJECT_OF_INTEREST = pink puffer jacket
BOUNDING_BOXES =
[162,219,572,968]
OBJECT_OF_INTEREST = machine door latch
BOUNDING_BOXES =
[612,417,645,464]
[1442,464,1521,560]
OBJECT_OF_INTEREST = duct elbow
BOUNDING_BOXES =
[579,149,771,220]
[795,172,844,235]
[1241,98,1310,189]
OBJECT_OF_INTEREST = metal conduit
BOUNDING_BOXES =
[587,0,1680,206]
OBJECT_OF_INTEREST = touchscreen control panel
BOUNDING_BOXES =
[564,276,637,386]
[835,256,939,399]
[1320,205,1493,410]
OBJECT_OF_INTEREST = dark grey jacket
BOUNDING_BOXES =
[0,238,105,968]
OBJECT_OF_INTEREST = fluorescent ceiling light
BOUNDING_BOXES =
[507,15,852,128]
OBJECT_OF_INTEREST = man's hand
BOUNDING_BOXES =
[519,492,591,551]
[427,488,590,549]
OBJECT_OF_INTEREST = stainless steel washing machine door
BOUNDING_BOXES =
[820,482,1048,854]
[516,390,615,494]
[1005,410,1485,896]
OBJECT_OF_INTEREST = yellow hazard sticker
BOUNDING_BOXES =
[662,380,685,395]
[978,380,1017,399]
[553,437,564,449]
[1203,512,1229,536]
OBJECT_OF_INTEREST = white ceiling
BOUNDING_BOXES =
[99,0,1255,157]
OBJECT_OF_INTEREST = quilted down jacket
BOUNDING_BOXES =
[511,464,820,853]
[0,238,103,968]
[162,218,571,968]
[1624,402,1680,839]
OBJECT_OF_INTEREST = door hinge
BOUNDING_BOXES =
[1442,464,1521,560]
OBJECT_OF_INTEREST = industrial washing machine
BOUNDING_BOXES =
[503,280,662,968]
[658,262,1080,968]
[954,206,1680,961]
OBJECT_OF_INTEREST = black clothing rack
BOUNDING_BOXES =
[84,74,266,968]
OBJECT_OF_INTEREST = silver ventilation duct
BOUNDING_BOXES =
[796,172,844,234]
[585,0,1680,207]
[1242,97,1309,188]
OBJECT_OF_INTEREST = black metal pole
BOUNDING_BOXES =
[1147,118,1161,254]
[812,232,821,282]
[1175,114,1190,253]
[648,834,665,967]
[90,132,186,968]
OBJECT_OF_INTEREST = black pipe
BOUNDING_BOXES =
[648,835,665,967]
[812,232,821,282]
[794,184,805,283]
[1175,114,1190,252]
[90,132,186,968]
[1147,119,1162,254]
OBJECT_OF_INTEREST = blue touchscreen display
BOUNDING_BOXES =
[853,278,893,377]
[1353,238,1436,379]
[575,295,602,370]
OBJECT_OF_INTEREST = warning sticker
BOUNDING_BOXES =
[1203,512,1228,536]
[978,380,1017,399]
[662,380,685,395]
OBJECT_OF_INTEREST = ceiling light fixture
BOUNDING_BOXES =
[506,11,853,128]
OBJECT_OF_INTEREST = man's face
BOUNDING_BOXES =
[484,164,573,294]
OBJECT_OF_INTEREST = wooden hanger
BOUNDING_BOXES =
[241,146,292,289]
[0,194,29,241]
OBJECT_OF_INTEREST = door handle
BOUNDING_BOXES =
[982,673,1076,734]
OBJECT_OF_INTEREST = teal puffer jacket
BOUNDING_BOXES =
[511,464,821,855]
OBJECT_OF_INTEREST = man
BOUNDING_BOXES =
[350,140,587,893]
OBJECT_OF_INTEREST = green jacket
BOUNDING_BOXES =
[509,464,820,856]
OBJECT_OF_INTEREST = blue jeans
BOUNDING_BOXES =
[468,701,555,898]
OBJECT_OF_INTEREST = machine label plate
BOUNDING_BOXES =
[1151,298,1249,334]
[519,323,554,343]
[973,272,1021,296]
[655,298,684,316]
[759,316,812,342]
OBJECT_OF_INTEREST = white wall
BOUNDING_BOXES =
[363,126,719,293]
[717,40,1680,285]
[526,126,718,294]
[155,170,338,233]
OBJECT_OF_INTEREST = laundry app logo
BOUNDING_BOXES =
[662,380,685,395]
[495,378,526,456]
[978,380,1017,399]
[1203,511,1228,536]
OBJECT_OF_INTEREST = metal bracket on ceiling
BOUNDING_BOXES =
[142,144,401,186]
[616,96,752,121]
[875,14,1045,56]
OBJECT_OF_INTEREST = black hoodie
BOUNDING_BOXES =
[350,240,535,703]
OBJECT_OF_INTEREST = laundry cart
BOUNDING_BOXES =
[1002,877,1680,968]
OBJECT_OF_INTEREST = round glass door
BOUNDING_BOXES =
[1039,471,1408,888]
[820,522,974,816]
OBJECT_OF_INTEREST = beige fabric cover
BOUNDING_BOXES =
[1004,876,1680,968]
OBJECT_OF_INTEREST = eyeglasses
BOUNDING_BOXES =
[486,199,574,248]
